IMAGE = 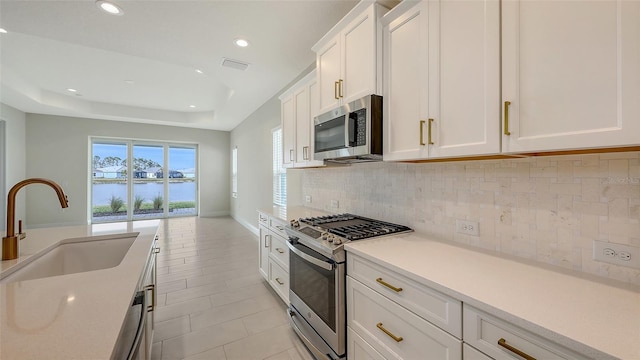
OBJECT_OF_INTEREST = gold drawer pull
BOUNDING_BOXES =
[376,278,403,292]
[276,248,285,254]
[334,81,340,99]
[427,118,434,145]
[275,225,284,231]
[275,277,285,285]
[419,120,426,146]
[376,322,403,342]
[498,338,536,360]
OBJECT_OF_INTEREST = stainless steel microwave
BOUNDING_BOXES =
[313,94,383,163]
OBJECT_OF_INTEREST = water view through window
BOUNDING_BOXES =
[92,140,197,222]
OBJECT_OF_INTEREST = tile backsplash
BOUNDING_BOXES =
[298,152,640,286]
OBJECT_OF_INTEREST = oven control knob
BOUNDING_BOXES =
[327,235,334,243]
[333,238,343,245]
[321,232,329,240]
[289,220,300,228]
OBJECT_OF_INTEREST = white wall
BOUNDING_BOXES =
[298,153,640,286]
[0,104,27,232]
[25,114,229,227]
[229,65,313,234]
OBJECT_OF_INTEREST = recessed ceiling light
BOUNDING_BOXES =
[124,80,134,84]
[96,0,123,15]
[0,28,7,34]
[67,88,78,93]
[195,69,203,74]
[234,38,249,48]
[189,105,196,108]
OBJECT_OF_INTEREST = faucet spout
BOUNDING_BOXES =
[2,178,69,260]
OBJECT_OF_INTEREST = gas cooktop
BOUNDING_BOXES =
[286,213,413,261]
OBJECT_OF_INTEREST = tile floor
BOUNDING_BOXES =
[150,216,314,360]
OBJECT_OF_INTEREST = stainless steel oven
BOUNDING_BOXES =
[287,238,345,359]
[285,214,412,360]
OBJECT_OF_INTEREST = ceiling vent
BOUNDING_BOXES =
[221,58,249,71]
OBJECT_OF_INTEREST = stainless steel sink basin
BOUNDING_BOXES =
[0,233,138,283]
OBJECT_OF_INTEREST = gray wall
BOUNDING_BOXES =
[229,64,313,234]
[25,114,229,227]
[0,104,27,232]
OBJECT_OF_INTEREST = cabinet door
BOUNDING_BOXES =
[382,1,430,161]
[317,36,342,114]
[342,4,377,105]
[502,0,640,153]
[428,0,500,158]
[281,95,295,166]
[294,86,310,165]
[258,225,270,280]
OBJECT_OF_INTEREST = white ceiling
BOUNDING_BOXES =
[0,0,358,131]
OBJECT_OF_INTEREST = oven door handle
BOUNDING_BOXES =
[286,241,335,271]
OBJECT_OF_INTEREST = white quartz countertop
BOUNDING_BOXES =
[345,234,640,360]
[0,220,160,359]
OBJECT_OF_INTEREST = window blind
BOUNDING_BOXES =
[272,128,286,206]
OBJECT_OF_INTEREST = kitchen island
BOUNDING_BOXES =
[0,220,160,359]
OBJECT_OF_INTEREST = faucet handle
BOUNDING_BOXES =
[18,220,26,240]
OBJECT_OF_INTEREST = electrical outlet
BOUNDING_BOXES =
[593,240,640,269]
[330,200,339,209]
[456,219,479,236]
[305,195,312,203]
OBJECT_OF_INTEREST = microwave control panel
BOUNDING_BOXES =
[349,108,367,146]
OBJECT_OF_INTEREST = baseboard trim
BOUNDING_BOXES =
[232,214,259,237]
[199,211,231,217]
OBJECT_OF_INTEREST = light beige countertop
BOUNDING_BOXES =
[0,220,160,359]
[257,205,331,222]
[345,234,640,360]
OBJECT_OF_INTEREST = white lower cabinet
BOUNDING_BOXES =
[257,211,289,304]
[463,344,492,360]
[348,327,386,360]
[463,305,585,360]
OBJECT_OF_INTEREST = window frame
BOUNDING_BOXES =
[272,127,286,207]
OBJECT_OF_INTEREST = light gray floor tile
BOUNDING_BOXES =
[151,342,162,360]
[154,315,191,343]
[190,294,280,331]
[165,280,228,305]
[155,296,211,323]
[208,283,272,307]
[161,319,247,360]
[182,346,227,360]
[222,324,297,360]
[157,279,187,294]
[241,307,289,335]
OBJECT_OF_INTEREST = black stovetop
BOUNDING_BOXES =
[298,213,412,241]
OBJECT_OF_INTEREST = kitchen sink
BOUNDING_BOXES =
[0,233,138,283]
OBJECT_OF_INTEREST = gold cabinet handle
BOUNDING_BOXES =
[334,81,340,100]
[264,234,270,248]
[144,284,155,312]
[504,101,511,135]
[275,225,284,231]
[498,338,536,360]
[427,118,434,145]
[275,277,285,285]
[276,247,285,254]
[376,278,403,292]
[376,323,403,342]
[419,120,426,146]
[338,79,343,98]
[303,146,309,160]
[289,149,294,162]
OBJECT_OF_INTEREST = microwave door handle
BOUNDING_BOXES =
[286,241,334,271]
[347,113,357,147]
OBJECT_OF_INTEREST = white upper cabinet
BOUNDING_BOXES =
[501,0,640,153]
[279,70,323,169]
[383,0,500,161]
[314,1,392,115]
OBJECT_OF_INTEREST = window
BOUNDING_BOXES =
[91,138,198,222]
[272,127,286,206]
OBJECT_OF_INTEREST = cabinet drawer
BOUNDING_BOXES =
[347,253,462,338]
[348,326,386,360]
[347,277,462,360]
[268,232,289,270]
[269,217,288,238]
[463,305,584,360]
[268,260,289,304]
[464,344,493,360]
[258,212,269,226]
